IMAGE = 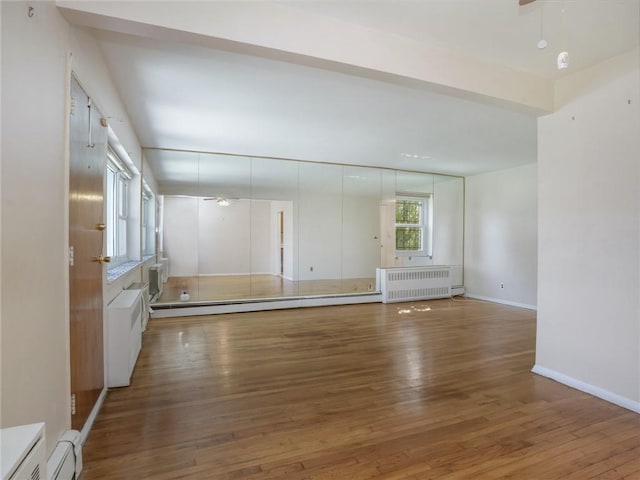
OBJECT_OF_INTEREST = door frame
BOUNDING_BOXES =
[67,68,109,441]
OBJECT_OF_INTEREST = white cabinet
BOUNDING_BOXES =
[107,289,142,387]
[1,423,46,480]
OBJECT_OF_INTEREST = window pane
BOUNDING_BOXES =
[396,227,422,250]
[118,178,128,218]
[396,200,421,224]
[118,218,127,256]
[106,169,116,257]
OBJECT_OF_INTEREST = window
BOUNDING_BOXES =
[106,148,132,266]
[395,196,430,254]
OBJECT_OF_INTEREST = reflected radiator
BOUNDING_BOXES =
[378,266,451,303]
[149,264,163,300]
[159,257,169,283]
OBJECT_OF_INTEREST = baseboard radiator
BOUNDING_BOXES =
[47,430,82,480]
[377,266,451,303]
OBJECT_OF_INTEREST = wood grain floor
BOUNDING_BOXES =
[82,299,640,479]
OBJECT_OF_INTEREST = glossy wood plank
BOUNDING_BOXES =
[82,299,640,479]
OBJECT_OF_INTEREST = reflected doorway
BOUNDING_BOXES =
[278,210,284,277]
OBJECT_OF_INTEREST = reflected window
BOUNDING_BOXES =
[142,182,155,256]
[396,196,429,254]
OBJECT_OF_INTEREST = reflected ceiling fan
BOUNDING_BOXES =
[203,196,239,206]
[519,0,536,5]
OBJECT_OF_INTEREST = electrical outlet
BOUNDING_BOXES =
[310,266,314,272]
[500,283,504,289]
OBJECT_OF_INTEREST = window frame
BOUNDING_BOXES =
[395,194,431,256]
[106,147,132,267]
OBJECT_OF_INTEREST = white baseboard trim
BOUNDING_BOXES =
[151,293,382,318]
[79,387,107,445]
[532,364,640,414]
[464,294,537,311]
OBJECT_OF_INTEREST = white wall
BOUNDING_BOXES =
[536,49,640,409]
[163,197,272,276]
[298,164,343,281]
[433,177,464,285]
[465,163,538,308]
[198,198,251,275]
[1,1,142,454]
[163,197,199,276]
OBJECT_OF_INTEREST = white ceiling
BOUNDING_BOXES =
[87,0,639,179]
[281,0,640,80]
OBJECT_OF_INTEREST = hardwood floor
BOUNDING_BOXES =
[155,275,377,304]
[82,299,640,479]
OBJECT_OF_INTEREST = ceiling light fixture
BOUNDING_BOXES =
[401,153,431,160]
[557,51,569,70]
[557,5,570,70]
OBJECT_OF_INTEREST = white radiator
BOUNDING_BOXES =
[107,289,142,388]
[1,423,46,480]
[127,282,150,331]
[377,266,451,303]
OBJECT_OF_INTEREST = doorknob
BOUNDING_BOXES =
[93,254,111,264]
[96,223,106,231]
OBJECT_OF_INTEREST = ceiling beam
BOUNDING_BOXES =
[57,1,554,114]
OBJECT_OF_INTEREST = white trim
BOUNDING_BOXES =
[79,387,107,445]
[464,293,537,311]
[532,365,640,414]
[151,294,382,318]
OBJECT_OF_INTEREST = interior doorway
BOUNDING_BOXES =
[277,210,284,276]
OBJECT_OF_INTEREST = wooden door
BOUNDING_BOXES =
[69,77,107,430]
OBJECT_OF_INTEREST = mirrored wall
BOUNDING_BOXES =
[144,149,463,305]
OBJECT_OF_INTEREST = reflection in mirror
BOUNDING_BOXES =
[342,166,381,293]
[298,162,344,295]
[392,171,435,267]
[150,150,200,302]
[432,175,464,285]
[141,179,156,258]
[250,157,299,298]
[145,148,465,306]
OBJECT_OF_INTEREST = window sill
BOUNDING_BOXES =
[107,260,143,283]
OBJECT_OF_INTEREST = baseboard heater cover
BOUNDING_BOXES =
[47,430,82,480]
[377,266,452,303]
